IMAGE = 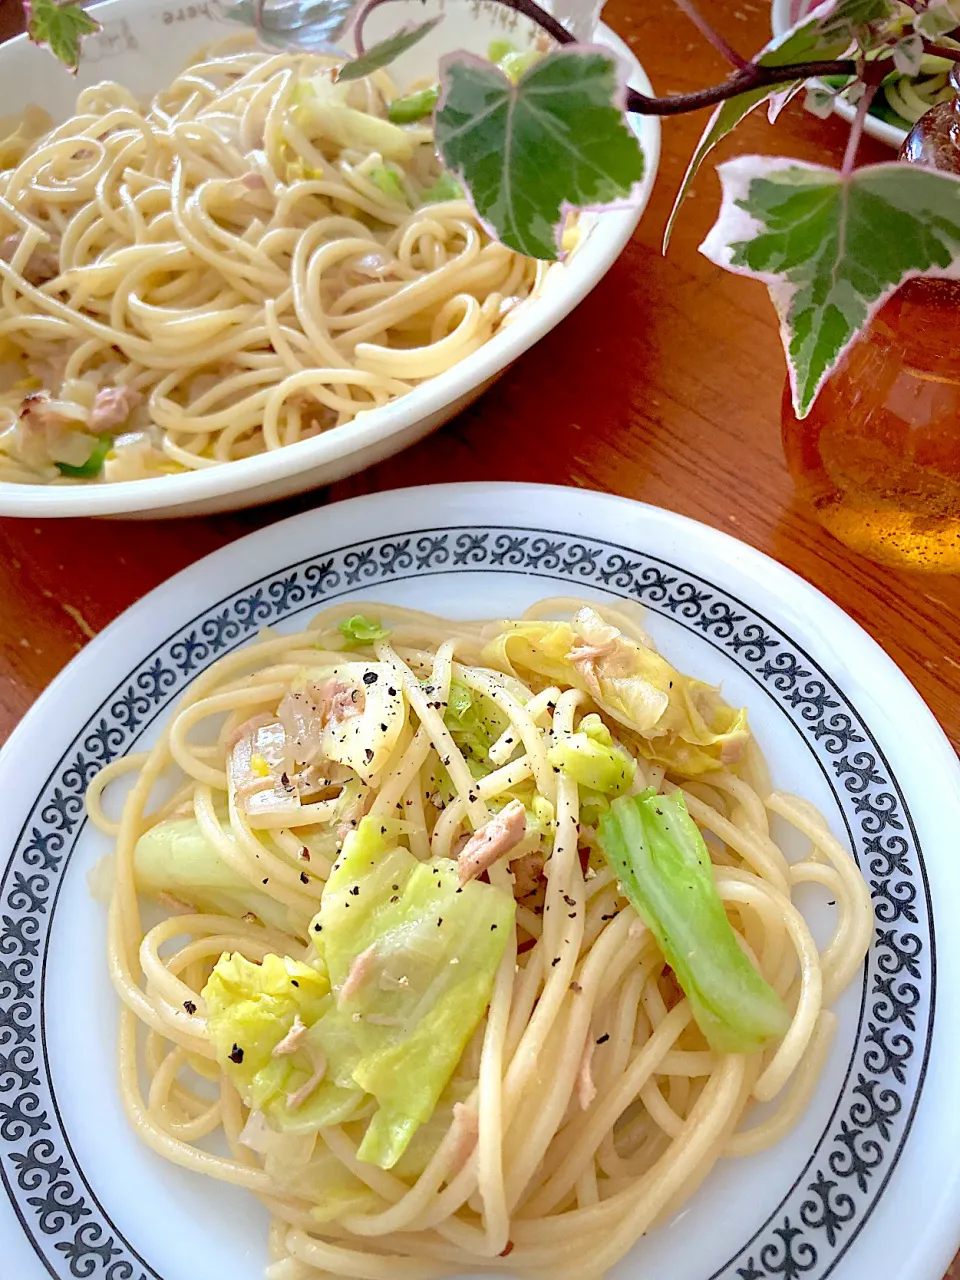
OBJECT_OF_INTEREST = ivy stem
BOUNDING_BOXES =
[625,60,857,116]
[351,0,857,117]
[842,84,878,178]
[922,39,960,62]
[671,0,749,71]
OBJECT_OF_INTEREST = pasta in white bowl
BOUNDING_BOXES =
[0,0,659,517]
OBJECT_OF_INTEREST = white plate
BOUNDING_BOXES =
[0,1,659,519]
[2,483,959,1280]
[771,0,907,148]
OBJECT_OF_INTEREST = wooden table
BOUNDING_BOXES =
[0,3,957,1273]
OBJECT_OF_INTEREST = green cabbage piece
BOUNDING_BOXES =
[547,713,636,796]
[481,608,749,776]
[202,952,366,1133]
[310,816,515,1168]
[598,790,790,1054]
[387,84,439,123]
[488,38,515,63]
[579,789,610,829]
[391,1078,474,1178]
[368,164,408,204]
[294,82,414,161]
[422,172,464,203]
[443,680,508,764]
[487,38,542,83]
[133,818,293,932]
[55,431,112,479]
[338,615,390,647]
[498,48,543,82]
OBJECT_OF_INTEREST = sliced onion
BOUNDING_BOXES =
[229,720,304,827]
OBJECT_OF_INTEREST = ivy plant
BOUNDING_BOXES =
[26,0,960,417]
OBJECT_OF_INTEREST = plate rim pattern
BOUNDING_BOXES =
[0,521,934,1280]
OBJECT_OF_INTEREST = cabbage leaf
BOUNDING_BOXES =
[310,816,514,1168]
[482,607,748,775]
[598,791,789,1053]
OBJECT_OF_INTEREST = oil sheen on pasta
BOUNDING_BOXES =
[0,38,551,485]
[87,597,873,1280]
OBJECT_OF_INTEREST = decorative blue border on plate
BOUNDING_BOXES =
[0,524,933,1280]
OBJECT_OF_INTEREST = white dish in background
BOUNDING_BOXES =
[0,1,659,520]
[771,0,906,148]
[1,482,959,1280]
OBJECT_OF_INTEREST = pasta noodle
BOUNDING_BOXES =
[89,598,873,1279]
[0,37,550,485]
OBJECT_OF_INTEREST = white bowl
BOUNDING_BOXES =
[771,0,906,148]
[0,0,659,518]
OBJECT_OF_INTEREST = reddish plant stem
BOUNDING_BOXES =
[625,59,857,115]
[842,83,878,177]
[671,0,749,70]
[352,0,856,115]
[922,38,960,62]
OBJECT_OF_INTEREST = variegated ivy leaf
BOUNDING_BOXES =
[893,32,924,77]
[435,47,645,260]
[26,0,100,70]
[841,77,866,103]
[916,0,960,40]
[804,83,836,118]
[337,17,442,81]
[767,79,806,125]
[818,0,893,37]
[701,157,960,417]
[663,0,854,251]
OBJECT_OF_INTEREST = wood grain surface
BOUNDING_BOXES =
[0,1,957,1269]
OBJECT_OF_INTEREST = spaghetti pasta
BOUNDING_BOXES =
[89,597,873,1279]
[0,38,548,485]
